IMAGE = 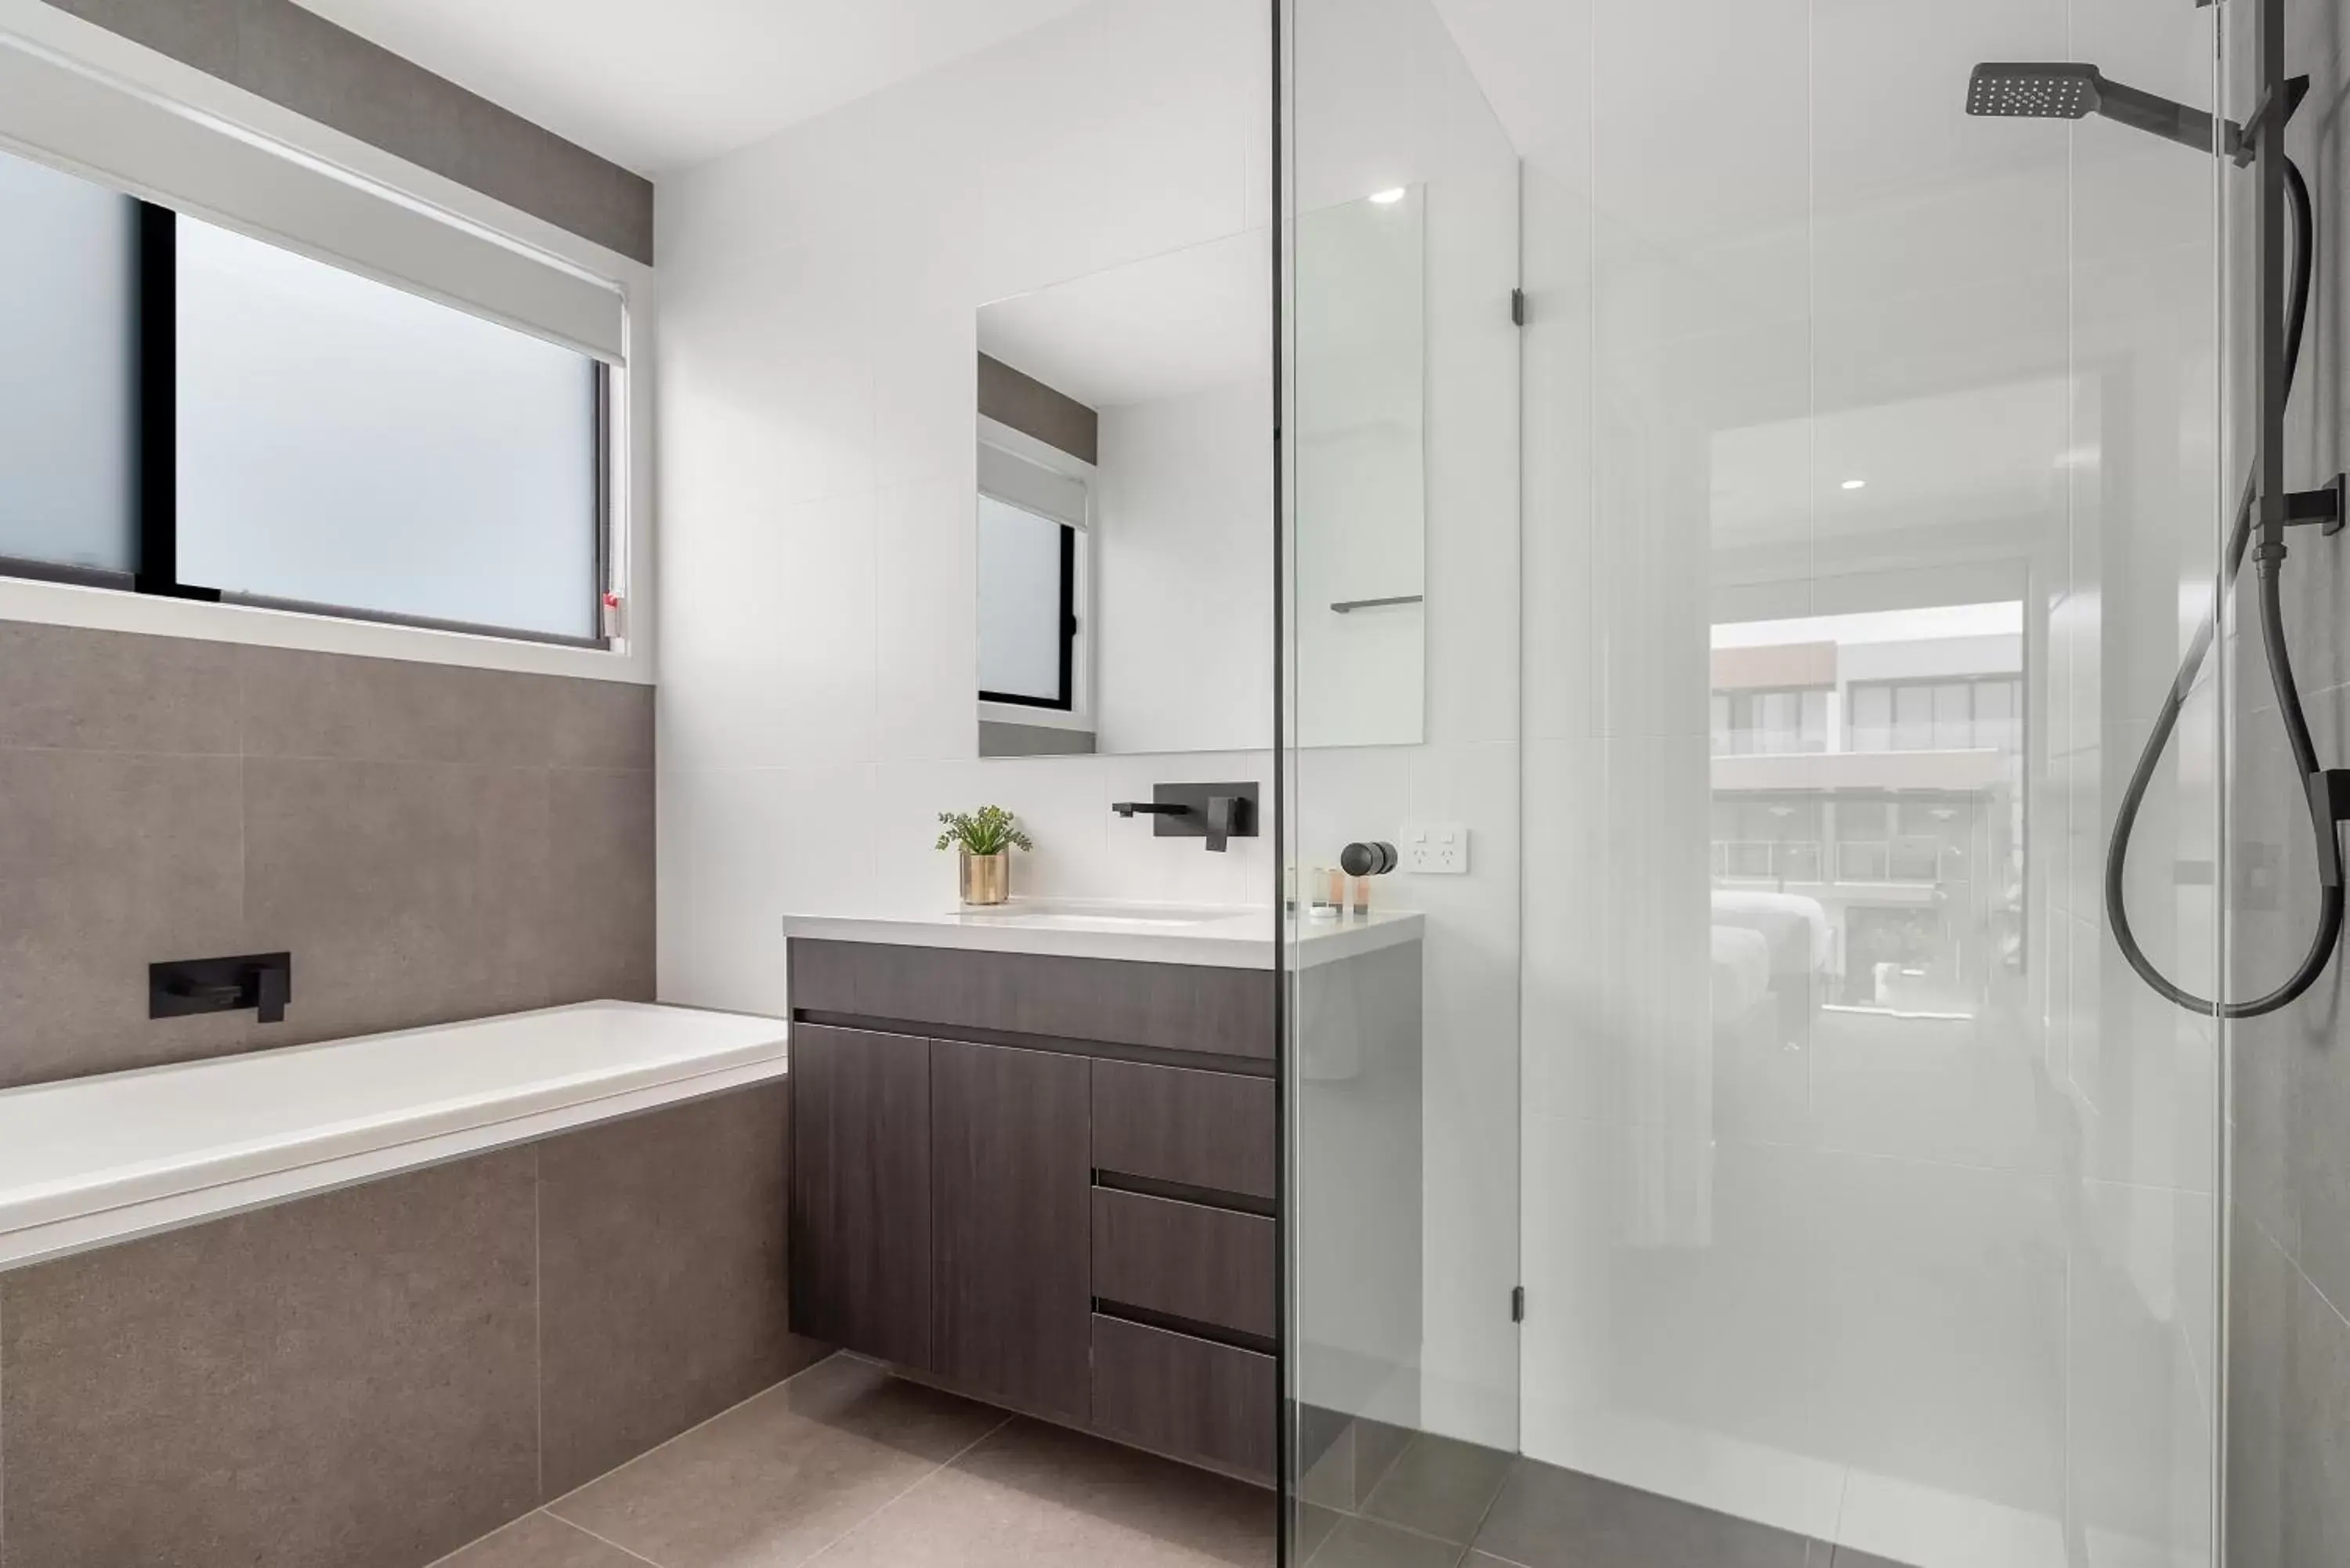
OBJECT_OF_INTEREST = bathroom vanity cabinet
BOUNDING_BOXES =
[786,938,1282,1479]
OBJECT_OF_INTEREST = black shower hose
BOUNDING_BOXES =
[2106,156,2343,1018]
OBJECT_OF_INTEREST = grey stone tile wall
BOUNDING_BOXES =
[0,622,656,1088]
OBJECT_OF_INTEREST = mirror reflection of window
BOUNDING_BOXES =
[975,493,1076,710]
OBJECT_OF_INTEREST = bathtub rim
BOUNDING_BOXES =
[0,1000,788,1273]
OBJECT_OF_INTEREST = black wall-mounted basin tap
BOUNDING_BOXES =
[1112,782,1260,854]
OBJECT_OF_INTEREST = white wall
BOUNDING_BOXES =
[655,0,1274,1017]
[1093,379,1273,753]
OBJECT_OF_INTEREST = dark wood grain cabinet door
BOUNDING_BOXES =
[788,1024,933,1369]
[930,1039,1093,1418]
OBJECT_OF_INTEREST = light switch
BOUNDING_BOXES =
[1402,823,1468,874]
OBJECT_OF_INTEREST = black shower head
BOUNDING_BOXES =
[1967,62,2102,121]
[1966,60,2238,161]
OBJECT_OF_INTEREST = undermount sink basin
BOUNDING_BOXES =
[951,899,1254,930]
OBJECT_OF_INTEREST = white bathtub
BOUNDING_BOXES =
[0,1001,790,1271]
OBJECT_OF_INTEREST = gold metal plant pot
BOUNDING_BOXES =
[960,850,1010,906]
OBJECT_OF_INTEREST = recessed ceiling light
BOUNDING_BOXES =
[1840,478,1867,491]
[1369,187,1407,204]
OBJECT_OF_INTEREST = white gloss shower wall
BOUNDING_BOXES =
[1493,0,2224,1563]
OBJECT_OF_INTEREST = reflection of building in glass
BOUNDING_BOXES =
[1709,603,2024,1016]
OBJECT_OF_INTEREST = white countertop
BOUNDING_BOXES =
[0,1002,789,1272]
[781,898,1423,970]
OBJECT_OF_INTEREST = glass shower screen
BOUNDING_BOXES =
[1279,2,2228,1564]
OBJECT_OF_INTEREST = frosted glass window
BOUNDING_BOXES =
[0,147,136,575]
[978,494,1070,706]
[175,218,598,639]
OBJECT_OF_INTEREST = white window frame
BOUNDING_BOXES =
[0,1,655,685]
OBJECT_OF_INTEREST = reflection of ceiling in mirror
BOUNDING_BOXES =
[978,229,1270,409]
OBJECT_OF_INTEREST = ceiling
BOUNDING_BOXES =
[289,0,1097,172]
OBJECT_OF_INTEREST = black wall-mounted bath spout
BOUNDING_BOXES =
[1112,783,1260,853]
[151,952,292,1024]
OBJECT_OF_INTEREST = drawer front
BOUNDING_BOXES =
[1090,1315,1275,1479]
[1090,1188,1275,1339]
[1091,1060,1275,1201]
[791,939,1275,1060]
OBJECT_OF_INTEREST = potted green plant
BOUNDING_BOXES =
[935,806,1033,906]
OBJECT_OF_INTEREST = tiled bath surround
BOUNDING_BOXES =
[0,622,676,1566]
[0,1082,818,1568]
[0,621,656,1089]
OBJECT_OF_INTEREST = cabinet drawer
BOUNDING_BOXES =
[1091,1060,1274,1201]
[1091,1188,1274,1339]
[1091,1314,1275,1479]
[791,940,1275,1060]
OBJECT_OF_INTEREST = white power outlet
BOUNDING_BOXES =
[1402,822,1469,875]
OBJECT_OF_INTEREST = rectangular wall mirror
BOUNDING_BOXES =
[973,187,1427,759]
[1294,183,1427,749]
[975,229,1274,757]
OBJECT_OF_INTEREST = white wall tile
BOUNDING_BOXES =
[875,481,979,764]
[658,763,879,1014]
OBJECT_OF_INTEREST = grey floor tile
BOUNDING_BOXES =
[1297,1421,1358,1509]
[1361,1434,1513,1545]
[1307,1515,1462,1568]
[548,1357,1007,1568]
[1826,1550,1916,1568]
[1352,1418,1417,1505]
[1295,1503,1346,1560]
[809,1416,1274,1566]
[1472,1458,1811,1568]
[434,1512,649,1568]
